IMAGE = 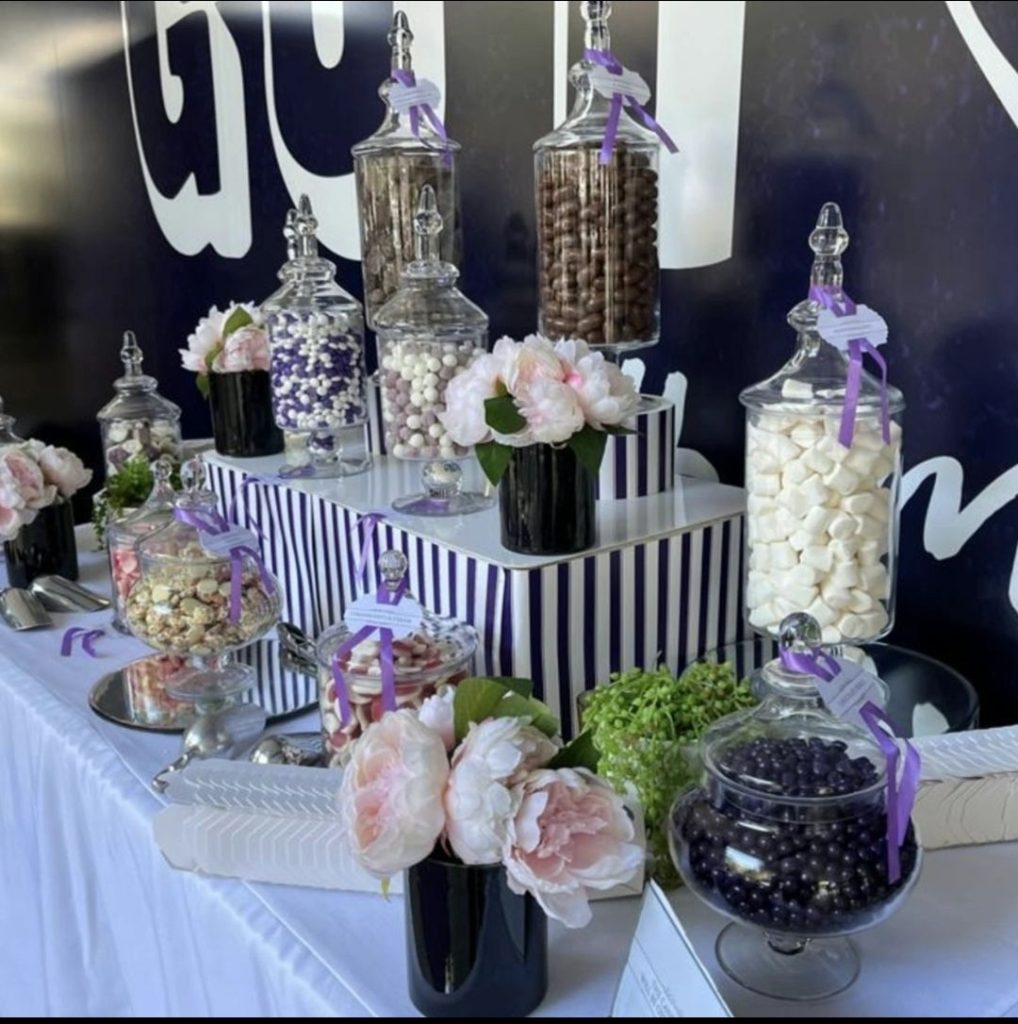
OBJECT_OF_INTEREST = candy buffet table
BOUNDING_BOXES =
[3,531,1018,1017]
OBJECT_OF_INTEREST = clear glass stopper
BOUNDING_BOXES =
[413,185,443,263]
[581,0,612,51]
[808,201,849,290]
[120,330,144,378]
[180,454,207,493]
[283,207,299,262]
[294,194,320,259]
[779,612,823,654]
[422,460,463,499]
[379,549,409,588]
[389,9,413,72]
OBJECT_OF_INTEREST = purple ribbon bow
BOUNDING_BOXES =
[61,627,104,659]
[781,648,921,884]
[584,49,679,165]
[391,69,452,166]
[174,508,275,625]
[331,577,409,727]
[809,284,891,449]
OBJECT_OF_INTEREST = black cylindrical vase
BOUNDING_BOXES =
[405,856,548,1019]
[4,499,78,588]
[209,371,284,458]
[499,444,596,555]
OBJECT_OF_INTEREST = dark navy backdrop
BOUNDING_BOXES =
[1,1,1016,720]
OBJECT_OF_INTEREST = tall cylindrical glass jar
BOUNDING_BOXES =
[263,196,371,478]
[374,185,492,517]
[353,11,461,330]
[533,1,662,354]
[740,204,904,646]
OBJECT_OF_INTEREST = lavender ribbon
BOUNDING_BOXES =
[780,648,920,883]
[809,284,892,449]
[173,508,275,625]
[331,578,410,727]
[391,69,452,166]
[61,627,104,658]
[584,49,679,165]
[352,512,387,585]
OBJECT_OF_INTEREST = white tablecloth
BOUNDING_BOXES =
[2,531,1018,1017]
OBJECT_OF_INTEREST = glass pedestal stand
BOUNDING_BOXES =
[298,424,373,479]
[391,458,494,518]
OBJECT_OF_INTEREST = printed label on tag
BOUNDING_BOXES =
[815,659,885,730]
[199,526,260,557]
[344,593,422,639]
[589,64,651,105]
[817,305,889,353]
[389,78,441,114]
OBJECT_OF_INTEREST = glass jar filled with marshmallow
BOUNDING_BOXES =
[373,185,492,517]
[740,204,904,646]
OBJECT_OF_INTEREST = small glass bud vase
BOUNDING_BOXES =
[374,186,492,517]
[352,10,461,329]
[740,204,904,646]
[97,331,182,477]
[533,0,663,355]
[262,197,371,478]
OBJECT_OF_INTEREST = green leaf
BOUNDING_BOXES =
[494,693,560,738]
[484,394,527,435]
[474,440,513,487]
[549,731,601,772]
[197,373,211,400]
[222,305,254,339]
[454,678,515,742]
[499,677,534,698]
[603,423,638,437]
[568,425,608,477]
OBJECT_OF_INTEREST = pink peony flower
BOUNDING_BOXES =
[445,718,558,865]
[504,334,565,397]
[517,377,585,445]
[0,446,53,509]
[417,687,456,752]
[556,340,640,429]
[180,305,227,373]
[37,445,92,498]
[339,709,450,878]
[503,768,645,928]
[212,324,271,373]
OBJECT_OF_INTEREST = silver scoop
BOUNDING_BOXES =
[151,703,268,793]
[0,588,53,630]
[30,575,111,613]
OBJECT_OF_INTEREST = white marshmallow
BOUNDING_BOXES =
[857,541,882,567]
[824,463,862,496]
[861,607,891,635]
[781,379,814,400]
[828,512,857,540]
[830,564,861,589]
[821,582,853,610]
[821,626,841,645]
[776,487,811,518]
[829,538,859,562]
[749,447,780,473]
[871,456,896,482]
[801,447,835,475]
[806,597,839,628]
[817,435,849,463]
[747,494,777,516]
[802,546,834,573]
[802,506,833,537]
[837,614,867,639]
[782,583,819,610]
[790,423,822,449]
[782,459,811,487]
[854,514,885,541]
[772,596,799,619]
[748,604,777,629]
[787,564,822,587]
[847,588,876,614]
[749,547,771,572]
[844,447,880,477]
[751,473,781,497]
[868,490,891,522]
[841,492,874,516]
[800,474,830,506]
[770,543,798,570]
[860,563,889,596]
[788,530,812,552]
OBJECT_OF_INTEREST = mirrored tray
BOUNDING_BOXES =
[89,637,318,733]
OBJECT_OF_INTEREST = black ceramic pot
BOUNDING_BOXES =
[405,855,548,1018]
[499,443,596,555]
[209,371,284,458]
[4,498,78,587]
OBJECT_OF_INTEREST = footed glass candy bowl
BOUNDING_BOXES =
[669,614,921,1001]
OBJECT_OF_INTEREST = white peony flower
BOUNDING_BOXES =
[445,717,558,865]
[504,334,565,400]
[417,686,456,752]
[180,305,227,373]
[556,339,641,429]
[37,446,92,499]
[517,377,585,444]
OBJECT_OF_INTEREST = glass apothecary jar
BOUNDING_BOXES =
[534,0,662,353]
[97,331,182,476]
[0,395,23,444]
[125,457,280,701]
[669,614,921,1001]
[107,456,177,635]
[374,185,492,517]
[353,11,461,329]
[316,551,477,767]
[263,196,371,478]
[740,204,904,646]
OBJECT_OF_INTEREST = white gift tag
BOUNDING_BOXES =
[589,64,651,106]
[612,882,731,1018]
[343,592,422,639]
[814,658,885,731]
[817,305,889,353]
[199,526,260,557]
[389,78,441,115]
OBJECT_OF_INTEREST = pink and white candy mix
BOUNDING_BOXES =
[439,334,640,448]
[0,440,92,542]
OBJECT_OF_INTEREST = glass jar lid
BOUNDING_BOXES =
[351,11,461,157]
[698,614,887,807]
[739,203,905,418]
[316,549,477,687]
[373,185,488,335]
[97,331,182,426]
[108,456,178,546]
